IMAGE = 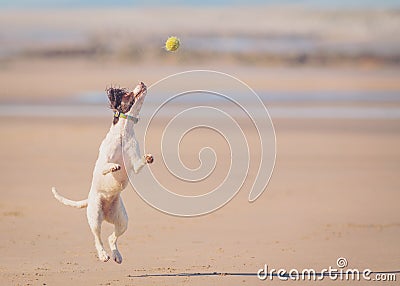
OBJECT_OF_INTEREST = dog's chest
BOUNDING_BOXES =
[100,133,124,163]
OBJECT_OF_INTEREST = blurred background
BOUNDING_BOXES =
[0,1,399,285]
[1,0,400,105]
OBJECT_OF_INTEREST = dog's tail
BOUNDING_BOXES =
[51,187,88,209]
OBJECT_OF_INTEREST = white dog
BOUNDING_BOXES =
[52,82,153,264]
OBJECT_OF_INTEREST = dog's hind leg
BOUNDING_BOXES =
[87,201,110,262]
[107,197,128,264]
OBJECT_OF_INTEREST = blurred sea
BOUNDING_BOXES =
[1,0,399,62]
[1,0,400,8]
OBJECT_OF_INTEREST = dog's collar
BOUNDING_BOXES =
[113,110,139,124]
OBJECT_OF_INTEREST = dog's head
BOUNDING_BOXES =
[106,82,147,124]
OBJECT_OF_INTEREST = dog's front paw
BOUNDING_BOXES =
[145,154,154,164]
[102,164,121,175]
[111,164,121,172]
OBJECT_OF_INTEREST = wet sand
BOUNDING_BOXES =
[1,59,400,103]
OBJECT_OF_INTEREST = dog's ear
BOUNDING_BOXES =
[106,86,135,125]
[106,86,122,110]
[106,86,124,125]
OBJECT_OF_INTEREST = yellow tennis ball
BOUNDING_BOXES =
[165,36,180,52]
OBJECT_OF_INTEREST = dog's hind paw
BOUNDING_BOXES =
[112,249,123,264]
[98,250,110,262]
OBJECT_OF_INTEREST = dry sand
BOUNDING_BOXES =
[0,114,399,285]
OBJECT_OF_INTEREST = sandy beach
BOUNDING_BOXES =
[0,115,399,285]
[1,4,399,286]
